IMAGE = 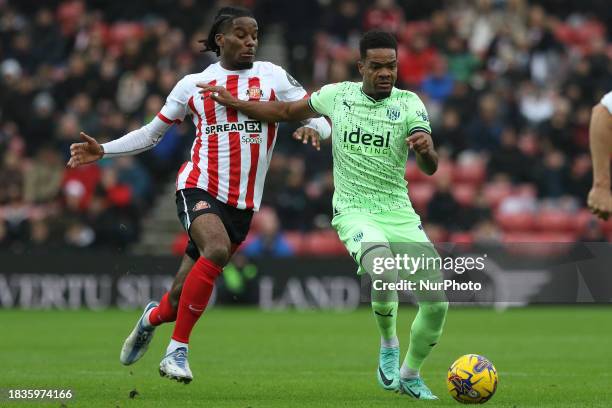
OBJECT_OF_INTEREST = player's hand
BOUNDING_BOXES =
[587,186,612,220]
[197,84,237,107]
[293,127,320,151]
[406,132,434,155]
[67,132,104,168]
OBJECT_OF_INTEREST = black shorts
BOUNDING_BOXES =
[176,188,253,260]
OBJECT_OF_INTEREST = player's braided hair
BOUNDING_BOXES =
[199,7,254,56]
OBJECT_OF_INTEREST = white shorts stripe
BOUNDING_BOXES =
[180,190,191,230]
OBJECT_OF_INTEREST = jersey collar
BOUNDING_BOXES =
[214,61,257,74]
[360,85,395,104]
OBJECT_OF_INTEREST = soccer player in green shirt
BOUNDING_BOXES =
[199,31,448,400]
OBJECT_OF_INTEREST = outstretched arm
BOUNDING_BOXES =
[67,117,171,168]
[198,84,318,122]
[68,76,190,168]
[587,103,612,220]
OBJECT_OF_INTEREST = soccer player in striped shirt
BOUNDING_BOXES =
[199,31,448,399]
[67,7,330,383]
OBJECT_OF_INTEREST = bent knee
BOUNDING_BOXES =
[421,301,449,316]
[201,245,230,267]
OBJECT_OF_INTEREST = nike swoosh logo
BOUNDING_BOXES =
[405,387,421,399]
[374,309,394,317]
[378,367,393,386]
[188,305,204,313]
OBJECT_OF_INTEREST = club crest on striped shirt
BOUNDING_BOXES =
[386,106,401,121]
[193,200,211,212]
[246,86,263,99]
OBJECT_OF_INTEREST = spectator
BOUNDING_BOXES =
[326,0,362,43]
[539,99,574,155]
[458,192,492,231]
[445,37,480,83]
[535,150,569,198]
[0,0,610,253]
[432,107,467,157]
[61,163,100,211]
[242,207,294,258]
[398,32,437,88]
[23,146,63,204]
[114,156,152,206]
[429,10,453,52]
[363,0,404,34]
[566,154,592,201]
[466,94,504,151]
[31,8,66,65]
[487,128,531,182]
[472,220,503,247]
[422,56,454,104]
[25,93,56,156]
[274,157,309,231]
[305,170,334,230]
[518,82,555,125]
[29,217,55,252]
[426,174,461,230]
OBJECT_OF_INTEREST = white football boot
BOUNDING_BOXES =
[119,301,158,365]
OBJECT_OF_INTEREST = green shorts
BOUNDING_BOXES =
[332,206,438,277]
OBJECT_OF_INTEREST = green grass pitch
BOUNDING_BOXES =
[2,306,611,407]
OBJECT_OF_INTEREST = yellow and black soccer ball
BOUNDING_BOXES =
[447,354,498,404]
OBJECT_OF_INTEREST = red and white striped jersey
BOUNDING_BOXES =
[157,62,311,211]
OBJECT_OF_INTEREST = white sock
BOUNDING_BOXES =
[400,362,419,379]
[141,308,154,329]
[381,336,400,348]
[166,339,188,355]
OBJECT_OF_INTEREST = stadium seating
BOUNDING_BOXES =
[452,183,477,207]
[302,230,347,256]
[503,232,578,256]
[1,0,610,256]
[483,182,514,210]
[452,160,486,186]
[408,183,436,214]
[495,212,537,232]
[449,232,474,245]
[535,210,575,232]
[283,231,306,255]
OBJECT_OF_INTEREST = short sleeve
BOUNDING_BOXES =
[601,91,612,115]
[158,77,191,124]
[405,94,431,135]
[271,64,308,102]
[308,83,341,117]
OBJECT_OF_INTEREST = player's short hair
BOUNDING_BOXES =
[359,30,398,60]
[201,7,255,56]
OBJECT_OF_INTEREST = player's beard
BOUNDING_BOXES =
[234,61,254,70]
[372,90,392,100]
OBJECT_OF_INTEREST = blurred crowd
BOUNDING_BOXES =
[0,0,611,254]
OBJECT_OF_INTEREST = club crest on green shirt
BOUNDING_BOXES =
[416,109,429,122]
[386,105,401,121]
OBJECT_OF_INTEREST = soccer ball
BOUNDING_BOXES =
[447,354,498,404]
